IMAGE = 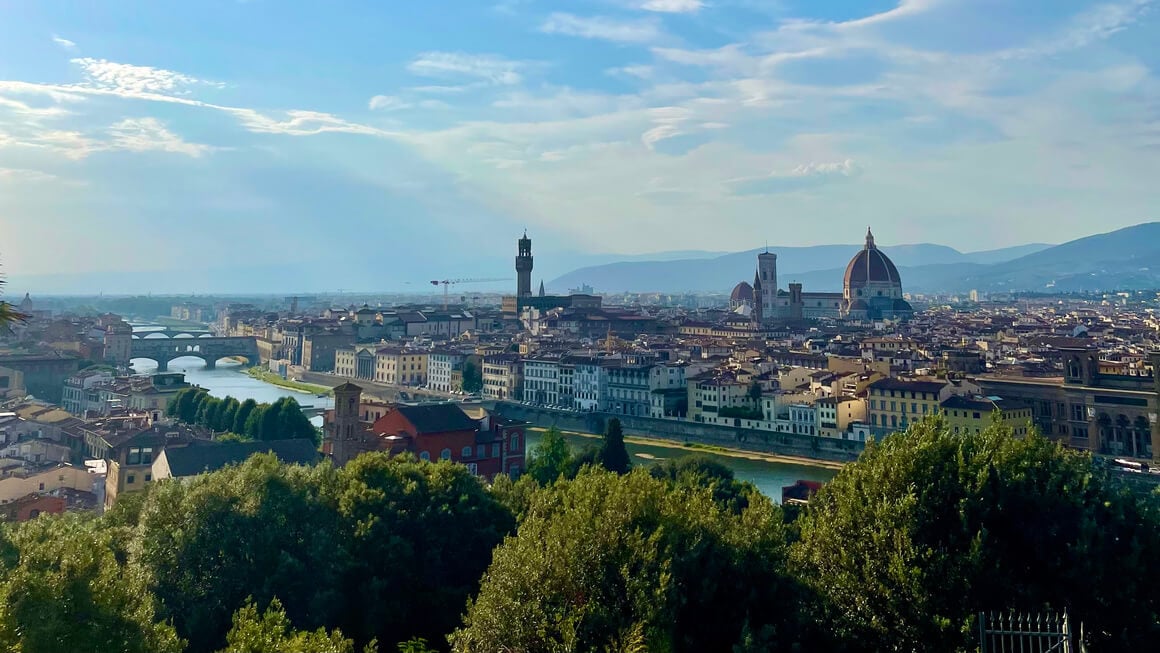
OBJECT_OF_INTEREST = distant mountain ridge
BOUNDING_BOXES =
[549,223,1160,294]
[548,241,1055,293]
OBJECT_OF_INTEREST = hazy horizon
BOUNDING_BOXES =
[2,0,1158,291]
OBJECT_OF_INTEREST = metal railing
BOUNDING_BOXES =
[978,611,1084,653]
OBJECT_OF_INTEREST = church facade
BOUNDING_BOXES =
[734,228,913,323]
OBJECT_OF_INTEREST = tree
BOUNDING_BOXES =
[598,418,630,474]
[526,426,573,485]
[793,416,1160,652]
[134,454,346,653]
[218,397,242,433]
[218,599,374,653]
[332,454,515,649]
[649,454,755,514]
[0,274,28,331]
[234,399,259,435]
[272,397,320,445]
[451,469,810,653]
[748,380,763,403]
[461,361,482,394]
[0,515,183,653]
[243,404,266,439]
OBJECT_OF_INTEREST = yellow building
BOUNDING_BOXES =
[941,395,1033,437]
[374,348,428,386]
[867,378,950,438]
[0,464,94,505]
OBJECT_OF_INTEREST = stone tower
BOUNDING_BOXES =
[752,268,763,327]
[757,250,777,323]
[329,382,364,466]
[516,231,534,298]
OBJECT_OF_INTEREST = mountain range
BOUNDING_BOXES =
[548,223,1160,295]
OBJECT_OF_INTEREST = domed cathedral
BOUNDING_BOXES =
[729,281,754,312]
[841,228,913,320]
[740,227,913,325]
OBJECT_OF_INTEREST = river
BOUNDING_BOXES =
[130,325,334,425]
[525,429,838,501]
[128,325,838,499]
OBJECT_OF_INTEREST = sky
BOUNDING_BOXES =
[0,0,1158,293]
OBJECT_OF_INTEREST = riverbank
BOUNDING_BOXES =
[528,426,848,471]
[246,368,333,396]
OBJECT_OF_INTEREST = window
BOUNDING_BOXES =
[462,446,473,458]
[492,442,501,457]
[911,403,917,414]
[127,475,136,484]
[467,463,478,475]
[145,473,152,482]
[38,482,45,491]
[440,448,451,461]
[420,451,430,461]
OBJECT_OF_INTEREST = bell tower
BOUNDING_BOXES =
[328,382,364,466]
[516,231,534,298]
[757,250,777,323]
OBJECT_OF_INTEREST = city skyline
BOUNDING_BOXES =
[1,0,1158,283]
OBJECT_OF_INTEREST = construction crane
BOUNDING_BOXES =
[429,278,510,309]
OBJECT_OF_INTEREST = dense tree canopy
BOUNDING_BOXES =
[452,468,811,653]
[794,416,1160,652]
[0,516,183,653]
[598,418,631,475]
[166,391,318,444]
[1,414,1158,653]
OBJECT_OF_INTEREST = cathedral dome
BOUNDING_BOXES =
[730,281,754,303]
[843,228,901,288]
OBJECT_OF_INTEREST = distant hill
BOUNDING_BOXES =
[548,241,1055,294]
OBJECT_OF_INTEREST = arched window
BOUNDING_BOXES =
[462,446,473,458]
[419,451,430,462]
[510,433,520,451]
[440,448,451,461]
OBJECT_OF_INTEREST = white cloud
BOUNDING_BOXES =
[0,167,58,183]
[71,57,222,95]
[637,0,703,13]
[407,52,527,85]
[106,117,215,157]
[368,94,410,111]
[541,13,663,43]
[51,35,77,50]
[606,64,655,79]
[788,159,859,176]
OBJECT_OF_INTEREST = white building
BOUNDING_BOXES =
[605,362,651,417]
[571,357,605,412]
[62,369,116,416]
[428,350,466,393]
[523,357,561,406]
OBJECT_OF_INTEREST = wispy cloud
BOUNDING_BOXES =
[368,94,411,111]
[71,57,222,95]
[106,117,215,157]
[407,52,528,85]
[729,159,862,195]
[636,0,704,13]
[0,167,58,183]
[541,13,663,43]
[51,35,77,50]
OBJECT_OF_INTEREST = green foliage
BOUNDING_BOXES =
[0,515,183,653]
[131,452,513,653]
[219,598,374,653]
[719,406,764,420]
[747,381,763,402]
[167,392,316,444]
[461,361,483,394]
[794,416,1160,652]
[598,417,631,474]
[234,399,259,434]
[526,426,573,485]
[333,454,516,648]
[135,454,345,653]
[649,454,755,514]
[451,468,810,653]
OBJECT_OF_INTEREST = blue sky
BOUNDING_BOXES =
[1,0,1158,292]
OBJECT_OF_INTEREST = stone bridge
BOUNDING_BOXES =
[132,328,212,339]
[131,336,261,371]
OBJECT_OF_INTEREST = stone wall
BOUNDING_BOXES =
[492,403,864,464]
